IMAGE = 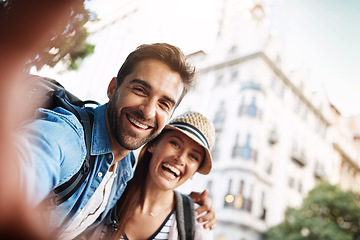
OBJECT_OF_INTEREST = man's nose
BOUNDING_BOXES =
[139,99,156,119]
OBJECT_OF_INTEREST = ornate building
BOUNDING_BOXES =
[173,1,360,239]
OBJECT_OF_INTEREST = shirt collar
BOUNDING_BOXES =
[91,103,112,155]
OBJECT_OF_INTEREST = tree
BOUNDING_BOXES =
[264,181,360,240]
[0,0,95,72]
[0,1,96,239]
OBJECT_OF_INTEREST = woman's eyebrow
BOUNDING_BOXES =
[192,148,203,155]
[171,135,184,143]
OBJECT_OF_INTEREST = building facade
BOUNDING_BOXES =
[173,1,360,239]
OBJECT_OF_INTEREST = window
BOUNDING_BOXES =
[288,176,294,188]
[231,70,238,82]
[242,134,252,160]
[269,78,276,89]
[298,181,303,193]
[232,134,241,158]
[211,137,220,161]
[260,191,267,220]
[265,160,272,174]
[214,101,226,130]
[224,179,252,212]
[228,45,238,56]
[238,96,260,118]
[248,96,257,117]
[277,83,284,97]
[215,73,224,86]
[232,134,258,162]
[224,179,233,208]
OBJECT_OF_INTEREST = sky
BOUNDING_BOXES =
[83,0,360,116]
[274,0,360,116]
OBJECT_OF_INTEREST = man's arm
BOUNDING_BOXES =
[14,108,86,206]
[189,189,217,230]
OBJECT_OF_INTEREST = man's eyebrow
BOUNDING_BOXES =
[129,79,152,89]
[129,79,177,107]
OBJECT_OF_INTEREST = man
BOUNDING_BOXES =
[15,43,216,239]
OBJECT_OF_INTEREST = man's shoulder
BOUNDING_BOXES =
[35,107,84,129]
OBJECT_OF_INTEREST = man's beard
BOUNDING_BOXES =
[106,100,160,150]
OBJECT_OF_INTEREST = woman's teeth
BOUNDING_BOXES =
[163,163,180,177]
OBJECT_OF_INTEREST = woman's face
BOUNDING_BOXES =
[147,130,204,191]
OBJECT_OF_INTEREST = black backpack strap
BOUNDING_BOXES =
[46,90,96,207]
[174,191,195,240]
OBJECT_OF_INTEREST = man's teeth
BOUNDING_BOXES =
[128,116,149,129]
[163,163,180,177]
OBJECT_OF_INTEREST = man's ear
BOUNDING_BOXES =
[107,77,117,100]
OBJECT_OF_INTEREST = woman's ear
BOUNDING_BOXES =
[107,77,117,100]
[147,143,155,153]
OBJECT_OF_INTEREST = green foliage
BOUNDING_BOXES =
[264,181,360,240]
[0,0,95,71]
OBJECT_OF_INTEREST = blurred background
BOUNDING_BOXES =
[3,0,360,239]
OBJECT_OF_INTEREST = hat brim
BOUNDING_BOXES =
[164,125,212,175]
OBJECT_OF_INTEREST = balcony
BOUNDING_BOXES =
[238,105,262,119]
[232,145,258,162]
[240,81,262,91]
[291,148,307,166]
[268,129,279,145]
[314,164,326,179]
[224,193,252,213]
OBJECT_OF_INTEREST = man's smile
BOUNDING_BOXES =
[126,114,152,130]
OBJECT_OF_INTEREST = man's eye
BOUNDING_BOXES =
[133,87,146,95]
[159,101,171,111]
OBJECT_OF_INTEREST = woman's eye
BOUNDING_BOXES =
[170,141,180,148]
[189,154,199,162]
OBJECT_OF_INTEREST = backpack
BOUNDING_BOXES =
[24,74,100,207]
[174,191,195,240]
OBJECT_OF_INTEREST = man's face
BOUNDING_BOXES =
[106,59,184,151]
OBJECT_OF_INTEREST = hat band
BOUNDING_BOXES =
[169,122,209,149]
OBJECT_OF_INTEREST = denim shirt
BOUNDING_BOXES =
[15,104,134,235]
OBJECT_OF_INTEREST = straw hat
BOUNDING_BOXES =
[164,111,215,175]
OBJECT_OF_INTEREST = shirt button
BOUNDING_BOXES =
[108,154,112,159]
[97,172,103,178]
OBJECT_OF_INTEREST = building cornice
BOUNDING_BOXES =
[196,51,330,126]
[333,142,360,171]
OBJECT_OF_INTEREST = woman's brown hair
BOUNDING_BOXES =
[110,137,158,239]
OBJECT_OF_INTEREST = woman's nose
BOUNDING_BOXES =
[175,153,186,165]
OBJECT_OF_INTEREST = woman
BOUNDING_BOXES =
[79,111,215,240]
